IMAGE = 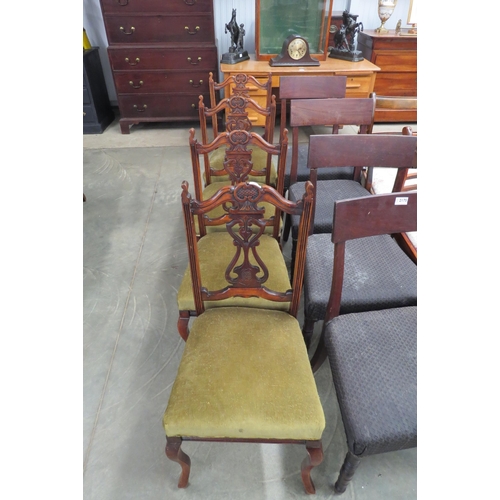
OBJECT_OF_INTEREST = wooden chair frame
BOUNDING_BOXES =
[283,95,376,257]
[208,71,273,137]
[178,127,289,339]
[198,93,276,187]
[310,190,418,372]
[167,180,324,494]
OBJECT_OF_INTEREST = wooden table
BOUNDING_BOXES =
[220,54,380,126]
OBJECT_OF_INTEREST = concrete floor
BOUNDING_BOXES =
[83,116,417,499]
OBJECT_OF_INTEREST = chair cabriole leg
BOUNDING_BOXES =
[334,450,361,494]
[301,441,323,494]
[177,311,190,341]
[165,436,191,488]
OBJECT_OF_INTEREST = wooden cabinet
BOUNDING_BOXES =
[220,55,380,127]
[99,0,218,134]
[83,48,114,134]
[357,30,417,123]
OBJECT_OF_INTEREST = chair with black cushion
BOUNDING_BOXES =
[164,180,325,494]
[365,125,417,263]
[287,111,414,270]
[312,191,417,493]
[278,75,347,192]
[198,93,277,188]
[177,127,288,339]
[299,133,417,345]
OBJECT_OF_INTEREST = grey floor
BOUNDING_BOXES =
[83,116,417,500]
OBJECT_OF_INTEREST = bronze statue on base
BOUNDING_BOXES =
[329,10,364,62]
[221,9,250,64]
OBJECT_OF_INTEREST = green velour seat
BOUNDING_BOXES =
[164,307,325,440]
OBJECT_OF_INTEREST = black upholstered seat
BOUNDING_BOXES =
[288,179,369,240]
[303,233,417,337]
[283,143,354,191]
[324,306,417,493]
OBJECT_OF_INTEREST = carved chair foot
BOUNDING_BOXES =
[165,437,191,488]
[334,450,361,494]
[301,441,323,494]
[177,312,190,341]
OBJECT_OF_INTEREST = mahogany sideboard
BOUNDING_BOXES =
[220,55,380,127]
[357,30,417,123]
[99,0,218,134]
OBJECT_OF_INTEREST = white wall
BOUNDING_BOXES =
[83,0,413,105]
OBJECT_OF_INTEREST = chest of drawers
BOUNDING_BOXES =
[100,0,218,134]
[357,30,417,123]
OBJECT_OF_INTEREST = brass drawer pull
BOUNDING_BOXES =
[120,26,135,35]
[184,0,196,5]
[189,79,203,88]
[187,56,202,65]
[185,26,200,35]
[191,104,196,108]
[133,104,147,112]
[125,57,140,66]
[117,0,129,5]
[129,80,144,89]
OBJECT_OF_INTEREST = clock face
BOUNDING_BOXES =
[287,38,307,60]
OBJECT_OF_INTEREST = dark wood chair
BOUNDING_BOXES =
[312,191,417,493]
[299,133,417,345]
[278,75,348,193]
[177,127,288,339]
[364,125,417,263]
[198,93,277,188]
[164,180,325,494]
[285,97,377,261]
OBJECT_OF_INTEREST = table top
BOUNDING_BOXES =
[221,54,380,75]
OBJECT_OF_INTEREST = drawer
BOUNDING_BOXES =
[107,46,217,71]
[373,73,417,96]
[118,93,208,119]
[113,70,210,94]
[103,14,214,44]
[337,74,374,97]
[100,0,213,14]
[372,50,417,72]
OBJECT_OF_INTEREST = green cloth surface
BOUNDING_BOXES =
[163,307,325,440]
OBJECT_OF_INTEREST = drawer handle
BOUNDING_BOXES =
[120,26,135,35]
[189,79,203,88]
[117,0,129,5]
[346,83,361,89]
[133,104,147,112]
[125,57,140,66]
[185,26,200,35]
[184,0,196,5]
[187,56,202,65]
[129,80,143,89]
[191,104,196,108]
